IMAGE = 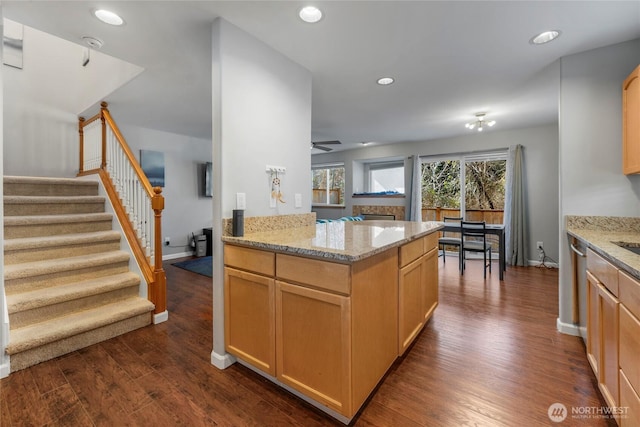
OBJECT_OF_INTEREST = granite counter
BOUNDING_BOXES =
[566,215,640,279]
[222,220,443,263]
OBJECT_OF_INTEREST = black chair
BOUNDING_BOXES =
[438,216,463,271]
[461,220,492,278]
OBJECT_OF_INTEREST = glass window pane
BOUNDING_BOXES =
[370,166,404,193]
[312,166,345,205]
[464,159,506,224]
[420,160,461,221]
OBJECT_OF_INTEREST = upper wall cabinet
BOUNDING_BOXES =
[623,65,640,175]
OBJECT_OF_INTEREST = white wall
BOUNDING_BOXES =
[558,39,640,335]
[3,23,142,178]
[115,123,213,259]
[0,13,10,378]
[210,18,312,368]
[313,123,560,263]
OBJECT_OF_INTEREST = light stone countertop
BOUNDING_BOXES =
[566,216,640,279]
[222,220,443,263]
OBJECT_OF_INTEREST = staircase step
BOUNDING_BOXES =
[4,176,98,197]
[6,298,155,372]
[7,272,141,329]
[4,195,106,216]
[4,251,131,294]
[4,230,122,264]
[4,212,112,239]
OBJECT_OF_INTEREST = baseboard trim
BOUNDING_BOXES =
[557,318,583,337]
[210,350,236,369]
[528,260,559,268]
[153,310,169,324]
[0,361,10,378]
[162,251,195,261]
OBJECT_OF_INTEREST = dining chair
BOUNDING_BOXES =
[461,220,492,278]
[438,216,463,271]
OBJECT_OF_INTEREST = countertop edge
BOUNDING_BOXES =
[567,228,640,280]
[222,224,443,263]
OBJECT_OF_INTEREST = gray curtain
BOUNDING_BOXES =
[409,155,422,221]
[504,144,528,266]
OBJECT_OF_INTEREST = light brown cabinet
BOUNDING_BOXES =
[586,249,619,412]
[224,231,439,421]
[619,271,640,426]
[398,233,438,355]
[223,245,276,375]
[586,270,600,376]
[623,64,640,174]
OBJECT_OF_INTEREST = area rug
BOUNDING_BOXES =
[172,256,212,277]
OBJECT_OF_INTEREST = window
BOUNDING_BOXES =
[312,164,345,206]
[367,161,405,194]
[421,150,507,223]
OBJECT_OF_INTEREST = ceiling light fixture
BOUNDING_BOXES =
[530,30,561,45]
[81,36,103,49]
[465,113,496,132]
[361,142,373,146]
[377,77,394,85]
[299,6,323,23]
[94,9,124,26]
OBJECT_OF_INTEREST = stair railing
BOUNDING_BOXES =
[78,102,166,315]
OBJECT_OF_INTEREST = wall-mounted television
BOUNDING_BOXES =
[204,162,213,197]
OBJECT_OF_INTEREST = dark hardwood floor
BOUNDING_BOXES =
[1,255,615,426]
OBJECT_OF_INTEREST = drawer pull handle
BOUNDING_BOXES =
[570,243,586,258]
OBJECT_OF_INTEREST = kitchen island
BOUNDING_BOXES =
[222,220,442,423]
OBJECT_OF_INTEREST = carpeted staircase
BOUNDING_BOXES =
[3,176,155,372]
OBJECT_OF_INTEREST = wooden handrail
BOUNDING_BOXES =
[78,102,166,316]
[100,104,155,198]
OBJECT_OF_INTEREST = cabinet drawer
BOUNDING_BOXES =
[277,254,351,295]
[620,369,640,427]
[424,232,438,252]
[399,237,425,267]
[224,245,275,276]
[587,249,619,296]
[620,304,640,398]
[620,270,640,319]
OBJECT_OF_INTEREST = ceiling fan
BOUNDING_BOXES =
[311,140,341,152]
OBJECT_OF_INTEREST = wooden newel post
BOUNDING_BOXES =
[152,187,167,314]
[78,117,85,175]
[100,102,108,170]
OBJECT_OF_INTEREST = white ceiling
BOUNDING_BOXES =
[3,1,640,153]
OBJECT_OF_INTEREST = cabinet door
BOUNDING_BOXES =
[422,247,438,322]
[276,281,352,416]
[586,271,600,377]
[620,304,640,403]
[399,255,425,355]
[598,282,620,410]
[623,65,640,175]
[620,369,640,427]
[224,267,275,375]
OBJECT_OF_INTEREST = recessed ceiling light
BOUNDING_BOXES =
[94,9,124,26]
[530,30,561,45]
[299,6,323,23]
[361,142,373,146]
[377,77,394,85]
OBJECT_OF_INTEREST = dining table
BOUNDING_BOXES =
[439,222,507,280]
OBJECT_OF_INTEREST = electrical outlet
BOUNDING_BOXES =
[536,241,543,250]
[165,237,170,246]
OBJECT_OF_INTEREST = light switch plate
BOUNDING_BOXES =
[236,193,246,210]
[295,193,302,208]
